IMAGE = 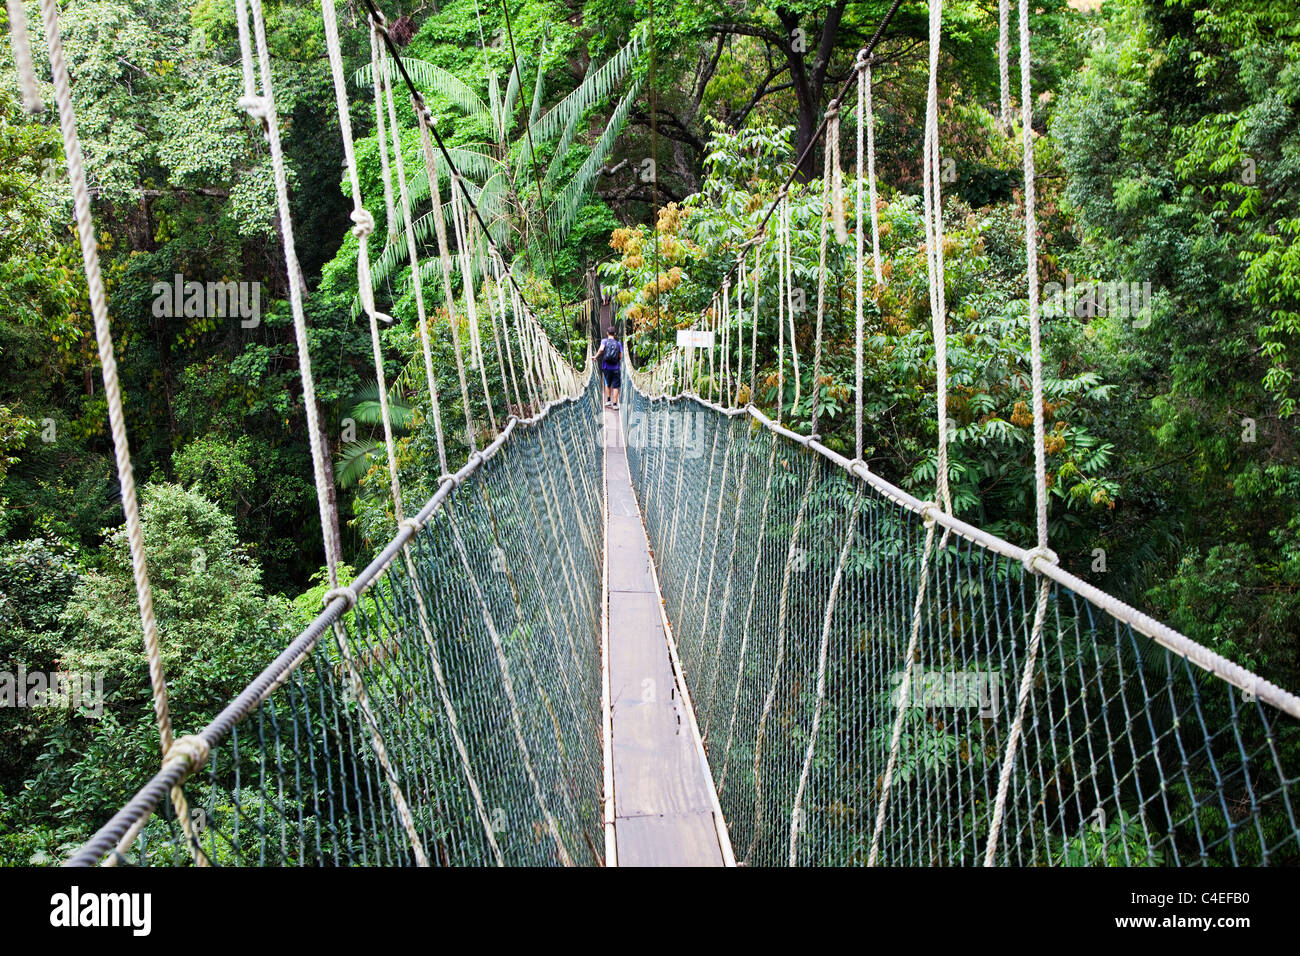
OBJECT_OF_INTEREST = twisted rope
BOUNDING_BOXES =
[7,0,43,111]
[984,0,1054,865]
[324,0,404,522]
[868,0,950,865]
[33,0,211,864]
[240,0,429,866]
[810,100,841,429]
[998,0,1012,126]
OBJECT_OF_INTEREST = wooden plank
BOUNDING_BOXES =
[602,405,729,867]
[608,515,656,593]
[614,813,725,867]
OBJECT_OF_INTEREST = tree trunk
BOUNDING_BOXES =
[318,402,345,570]
[779,1,847,182]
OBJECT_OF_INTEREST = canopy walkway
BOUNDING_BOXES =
[8,0,1299,867]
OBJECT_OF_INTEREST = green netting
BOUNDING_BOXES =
[622,380,1300,867]
[69,378,605,867]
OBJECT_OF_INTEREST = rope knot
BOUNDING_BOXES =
[438,472,460,488]
[350,207,377,239]
[237,94,271,122]
[369,9,389,31]
[399,517,423,535]
[164,734,211,776]
[1021,546,1059,576]
[323,584,360,611]
[855,49,871,71]
[920,501,941,528]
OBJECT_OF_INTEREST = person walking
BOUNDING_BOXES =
[597,327,623,409]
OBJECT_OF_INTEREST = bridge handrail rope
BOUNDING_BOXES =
[65,391,593,866]
[11,0,597,865]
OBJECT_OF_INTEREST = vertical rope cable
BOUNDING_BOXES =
[868,0,950,865]
[371,29,448,474]
[864,58,883,287]
[811,102,840,430]
[367,22,398,239]
[413,97,478,454]
[324,0,404,522]
[922,0,952,518]
[32,0,208,863]
[783,196,801,417]
[242,0,428,866]
[7,0,43,111]
[998,0,1011,126]
[448,170,499,433]
[984,0,1057,866]
[854,53,867,460]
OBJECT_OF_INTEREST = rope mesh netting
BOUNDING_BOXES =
[69,377,605,867]
[621,380,1300,867]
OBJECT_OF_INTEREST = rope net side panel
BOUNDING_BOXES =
[75,380,605,867]
[623,384,1300,867]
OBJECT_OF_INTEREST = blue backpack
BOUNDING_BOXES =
[601,338,622,368]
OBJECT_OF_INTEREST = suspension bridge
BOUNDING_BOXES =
[7,0,1300,867]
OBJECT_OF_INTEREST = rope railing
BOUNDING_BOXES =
[619,0,1300,868]
[67,378,604,866]
[620,378,1300,866]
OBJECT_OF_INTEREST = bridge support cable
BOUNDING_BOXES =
[366,15,451,474]
[324,0,502,863]
[237,0,431,867]
[983,0,1059,867]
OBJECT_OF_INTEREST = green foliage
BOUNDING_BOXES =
[603,122,1119,548]
[1053,0,1300,689]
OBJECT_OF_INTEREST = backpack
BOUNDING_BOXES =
[601,338,622,367]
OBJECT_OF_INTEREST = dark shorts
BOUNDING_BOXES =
[602,366,621,389]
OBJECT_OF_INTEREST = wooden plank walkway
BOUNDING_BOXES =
[601,403,733,867]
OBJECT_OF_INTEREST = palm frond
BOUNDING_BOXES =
[545,74,643,245]
[488,72,503,140]
[347,380,418,430]
[527,37,547,129]
[513,38,549,185]
[502,57,522,138]
[540,90,587,194]
[527,30,644,146]
[335,440,381,488]
[354,57,489,124]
